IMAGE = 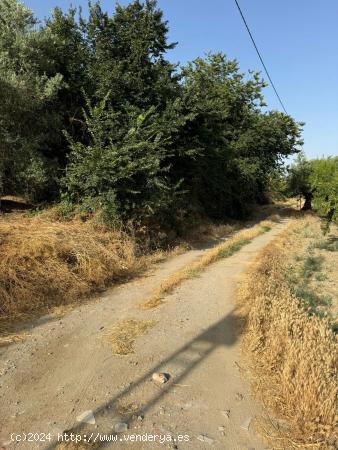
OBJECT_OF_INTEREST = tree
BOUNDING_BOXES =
[0,0,63,201]
[311,157,338,229]
[86,0,178,109]
[63,97,179,222]
[287,152,314,209]
[287,154,338,230]
[176,54,303,218]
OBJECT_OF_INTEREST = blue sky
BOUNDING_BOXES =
[24,0,338,159]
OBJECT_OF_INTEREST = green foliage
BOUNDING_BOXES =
[287,152,313,197]
[313,238,338,252]
[310,157,338,230]
[56,198,76,220]
[1,0,304,228]
[292,284,332,317]
[63,96,187,221]
[174,53,302,219]
[217,238,251,258]
[301,255,324,279]
[287,154,338,228]
[0,0,88,201]
[287,254,332,319]
[86,0,178,108]
[267,169,288,200]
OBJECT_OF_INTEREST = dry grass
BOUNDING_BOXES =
[102,319,156,355]
[237,218,338,449]
[0,332,27,347]
[0,204,281,335]
[140,218,277,309]
[0,216,143,326]
[0,213,236,332]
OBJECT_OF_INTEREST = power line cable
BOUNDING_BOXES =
[233,0,288,114]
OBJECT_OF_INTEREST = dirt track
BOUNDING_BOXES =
[0,220,288,450]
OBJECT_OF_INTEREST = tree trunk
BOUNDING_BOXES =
[302,192,312,210]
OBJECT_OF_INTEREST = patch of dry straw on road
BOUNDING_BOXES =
[237,218,338,449]
[102,319,156,355]
[140,217,278,309]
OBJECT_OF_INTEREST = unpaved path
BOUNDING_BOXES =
[0,220,288,450]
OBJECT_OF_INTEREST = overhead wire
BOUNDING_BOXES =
[234,0,288,114]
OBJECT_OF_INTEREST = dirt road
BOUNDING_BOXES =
[0,221,288,450]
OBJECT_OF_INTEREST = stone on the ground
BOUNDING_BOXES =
[152,372,169,384]
[196,434,214,445]
[76,410,95,425]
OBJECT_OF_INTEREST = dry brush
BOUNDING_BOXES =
[237,219,338,449]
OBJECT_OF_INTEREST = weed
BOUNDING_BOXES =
[331,322,338,334]
[301,255,323,278]
[293,285,332,314]
[187,267,204,278]
[314,239,338,252]
[217,238,250,258]
[237,219,337,449]
[315,272,327,282]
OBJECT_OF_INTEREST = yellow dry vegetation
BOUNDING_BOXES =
[237,218,338,449]
[0,204,282,331]
[0,217,142,323]
[102,318,156,355]
[141,217,278,309]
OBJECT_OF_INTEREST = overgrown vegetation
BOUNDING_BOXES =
[0,217,143,324]
[314,238,338,252]
[237,218,337,449]
[0,0,303,228]
[287,153,338,230]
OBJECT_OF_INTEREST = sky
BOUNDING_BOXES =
[24,0,338,159]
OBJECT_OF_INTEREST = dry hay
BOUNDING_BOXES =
[0,332,27,347]
[237,218,338,449]
[103,319,156,355]
[0,216,143,324]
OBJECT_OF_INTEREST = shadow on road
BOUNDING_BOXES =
[45,310,246,449]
